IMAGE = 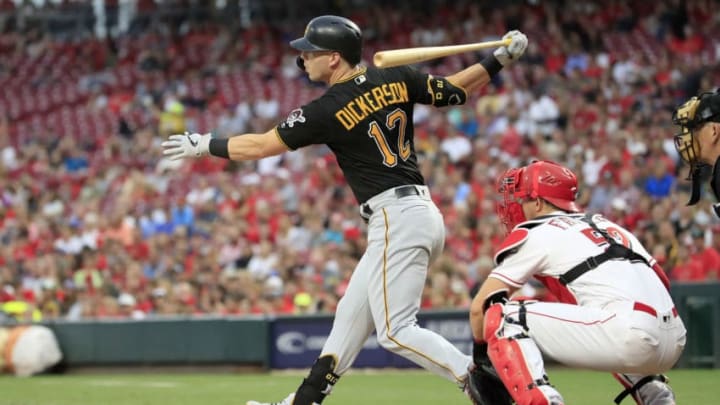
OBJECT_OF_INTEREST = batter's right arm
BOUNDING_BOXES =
[445,64,492,95]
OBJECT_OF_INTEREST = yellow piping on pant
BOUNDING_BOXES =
[381,208,463,383]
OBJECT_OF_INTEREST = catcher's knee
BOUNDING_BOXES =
[484,302,563,405]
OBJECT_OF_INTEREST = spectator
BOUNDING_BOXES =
[643,158,676,199]
[117,293,146,319]
[158,100,187,136]
[687,227,720,280]
[247,240,278,280]
[671,244,704,282]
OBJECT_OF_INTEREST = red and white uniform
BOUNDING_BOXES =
[491,212,686,375]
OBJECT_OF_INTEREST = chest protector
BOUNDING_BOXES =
[558,214,650,285]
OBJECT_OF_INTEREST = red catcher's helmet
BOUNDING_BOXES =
[496,160,580,233]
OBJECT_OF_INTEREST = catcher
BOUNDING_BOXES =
[467,160,686,405]
[672,88,720,214]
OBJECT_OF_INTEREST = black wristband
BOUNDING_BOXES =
[479,54,503,77]
[209,138,230,159]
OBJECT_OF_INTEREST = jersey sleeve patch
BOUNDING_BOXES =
[279,108,306,129]
[276,100,332,149]
[426,75,467,107]
[493,228,529,265]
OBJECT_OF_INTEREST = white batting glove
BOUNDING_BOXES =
[493,30,528,66]
[161,132,211,160]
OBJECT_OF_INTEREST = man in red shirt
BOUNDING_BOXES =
[687,228,720,280]
[671,244,705,282]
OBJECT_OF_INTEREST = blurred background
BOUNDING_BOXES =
[0,0,718,374]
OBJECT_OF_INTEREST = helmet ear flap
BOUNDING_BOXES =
[522,164,537,200]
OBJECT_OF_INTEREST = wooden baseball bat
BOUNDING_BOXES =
[373,38,512,68]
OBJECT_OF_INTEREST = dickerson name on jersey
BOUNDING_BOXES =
[335,81,409,130]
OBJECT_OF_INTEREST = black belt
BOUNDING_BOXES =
[361,185,421,217]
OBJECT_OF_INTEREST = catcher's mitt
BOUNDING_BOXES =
[466,344,514,405]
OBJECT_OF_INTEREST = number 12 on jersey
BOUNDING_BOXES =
[367,109,409,167]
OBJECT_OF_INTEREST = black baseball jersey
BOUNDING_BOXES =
[275,65,467,204]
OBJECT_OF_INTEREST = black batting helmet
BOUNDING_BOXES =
[290,15,362,65]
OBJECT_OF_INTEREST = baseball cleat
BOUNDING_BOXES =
[246,393,320,405]
[541,389,564,405]
[246,392,294,405]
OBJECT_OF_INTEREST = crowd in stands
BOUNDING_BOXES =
[1,0,720,322]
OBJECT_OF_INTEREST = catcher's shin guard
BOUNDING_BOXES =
[484,303,564,405]
[293,355,341,405]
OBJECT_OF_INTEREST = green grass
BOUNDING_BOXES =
[0,368,717,405]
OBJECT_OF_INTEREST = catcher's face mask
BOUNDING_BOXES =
[496,167,529,234]
[672,90,720,206]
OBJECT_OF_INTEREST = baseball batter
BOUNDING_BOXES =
[468,160,686,405]
[161,15,528,405]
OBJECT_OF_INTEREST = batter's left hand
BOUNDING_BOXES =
[161,132,211,160]
[494,30,528,66]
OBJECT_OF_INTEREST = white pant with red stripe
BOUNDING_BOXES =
[510,300,686,375]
